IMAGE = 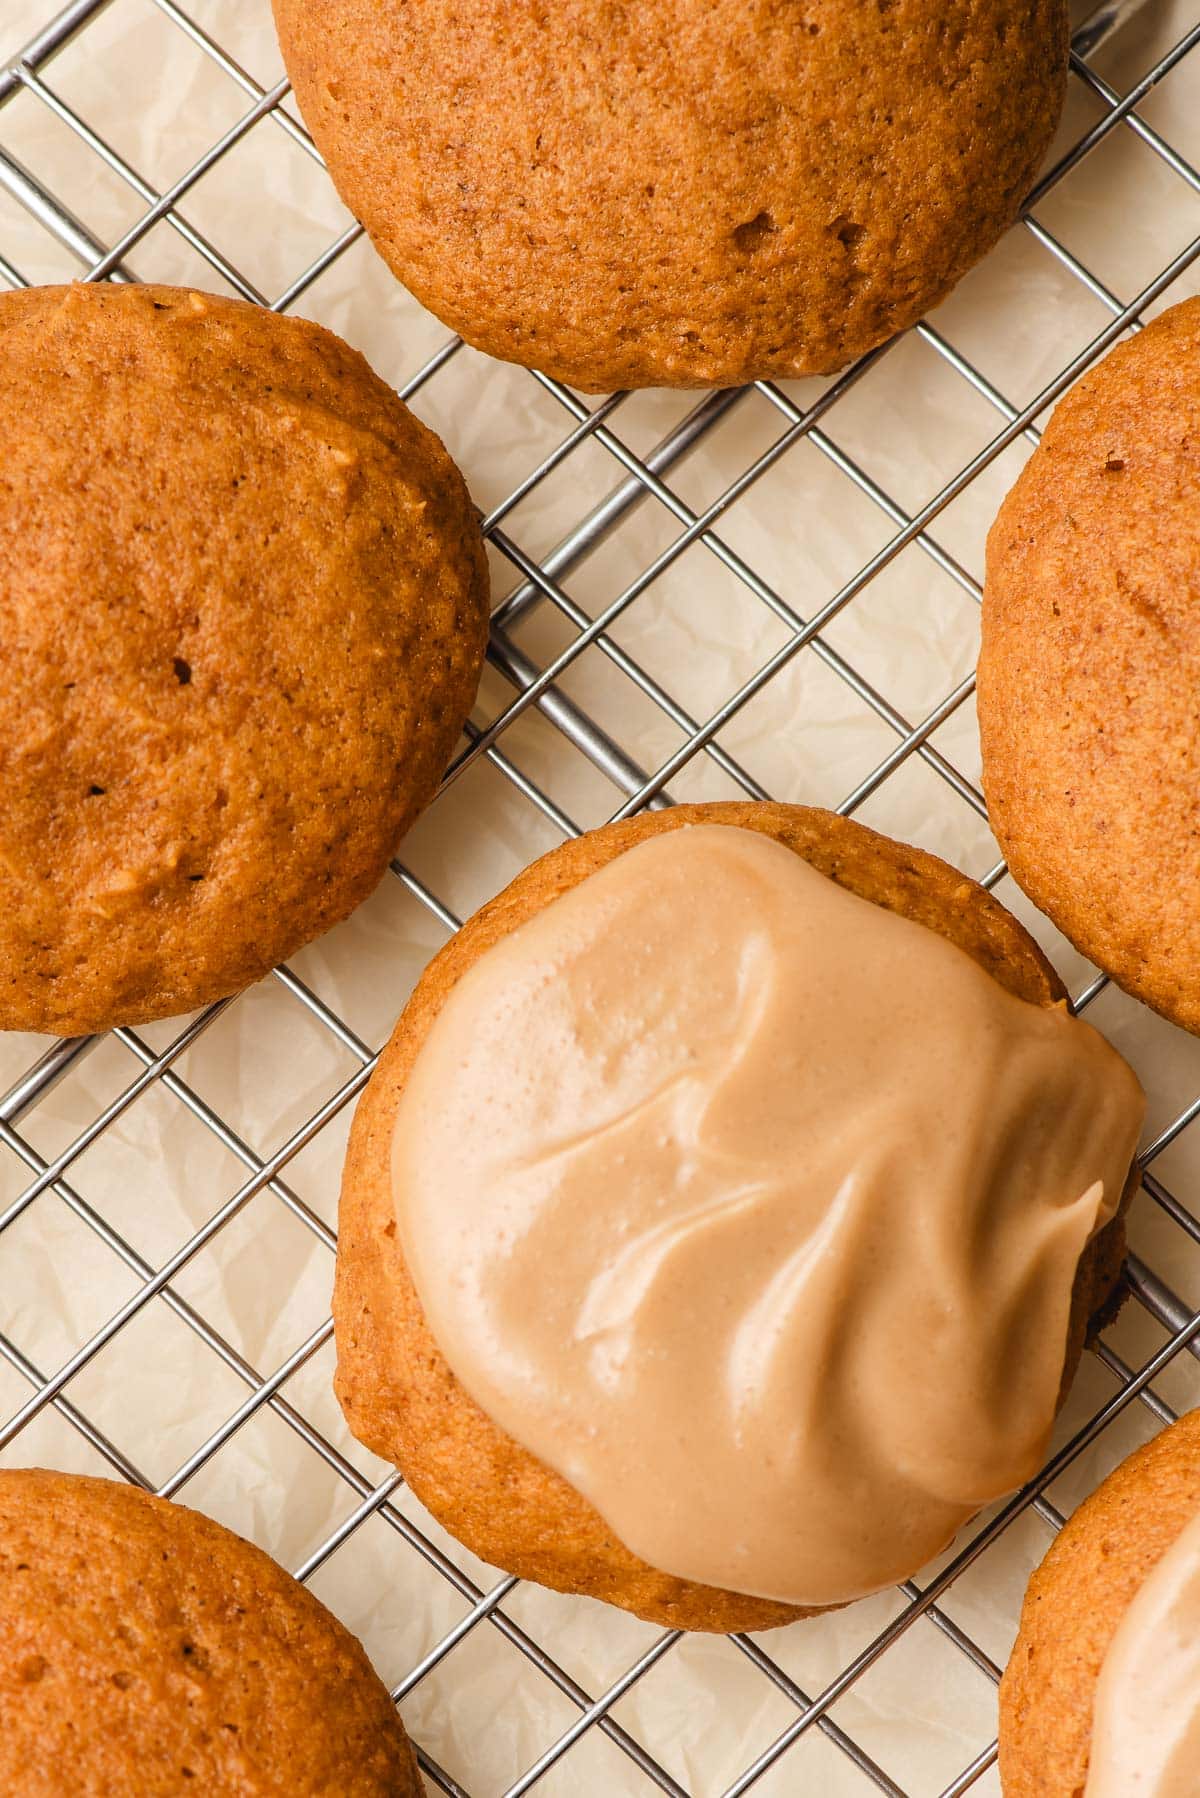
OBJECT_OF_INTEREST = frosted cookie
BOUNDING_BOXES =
[0,282,488,1036]
[979,297,1200,1035]
[1000,1409,1200,1796]
[335,802,1143,1631]
[0,1468,420,1795]
[273,0,1068,391]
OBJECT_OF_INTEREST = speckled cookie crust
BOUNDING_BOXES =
[0,283,489,1036]
[979,297,1200,1036]
[999,1410,1200,1796]
[334,801,1134,1633]
[272,0,1068,391]
[0,1468,421,1795]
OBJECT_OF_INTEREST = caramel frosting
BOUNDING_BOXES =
[390,825,1145,1606]
[1086,1508,1200,1797]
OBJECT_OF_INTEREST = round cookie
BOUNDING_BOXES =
[999,1409,1200,1796]
[0,1468,420,1795]
[979,297,1200,1035]
[0,282,489,1037]
[334,801,1135,1633]
[272,0,1068,392]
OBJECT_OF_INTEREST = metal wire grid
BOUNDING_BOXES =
[0,0,1199,1790]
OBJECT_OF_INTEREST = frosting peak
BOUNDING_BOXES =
[391,825,1144,1606]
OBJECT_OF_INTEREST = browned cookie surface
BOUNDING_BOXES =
[979,296,1200,1034]
[999,1409,1200,1796]
[334,801,1132,1633]
[0,282,489,1036]
[0,1468,420,1795]
[273,0,1067,391]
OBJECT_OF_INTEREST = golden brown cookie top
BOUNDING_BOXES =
[978,296,1200,1035]
[0,283,489,1036]
[999,1410,1200,1797]
[273,0,1068,391]
[0,1468,420,1795]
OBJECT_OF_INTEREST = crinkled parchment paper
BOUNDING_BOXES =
[1,1,1200,1791]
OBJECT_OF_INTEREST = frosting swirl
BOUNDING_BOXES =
[391,825,1144,1605]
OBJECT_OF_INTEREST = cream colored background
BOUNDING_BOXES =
[1,1,1199,1792]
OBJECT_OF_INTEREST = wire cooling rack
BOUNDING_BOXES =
[3,1,1200,1792]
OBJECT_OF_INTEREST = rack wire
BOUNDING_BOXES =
[1,1,1200,1791]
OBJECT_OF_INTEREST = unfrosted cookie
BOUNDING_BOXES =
[979,297,1200,1034]
[999,1410,1200,1796]
[334,801,1134,1633]
[273,0,1068,391]
[0,283,489,1036]
[0,1468,420,1795]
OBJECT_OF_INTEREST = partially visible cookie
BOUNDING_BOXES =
[334,800,1135,1633]
[0,1468,420,1795]
[273,0,1068,391]
[979,297,1200,1034]
[999,1410,1200,1796]
[0,282,489,1036]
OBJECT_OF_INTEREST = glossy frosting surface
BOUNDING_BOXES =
[392,825,1144,1605]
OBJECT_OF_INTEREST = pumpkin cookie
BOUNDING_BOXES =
[0,1468,420,1795]
[979,297,1200,1034]
[335,802,1140,1632]
[273,0,1068,391]
[1000,1409,1200,1796]
[0,282,489,1036]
